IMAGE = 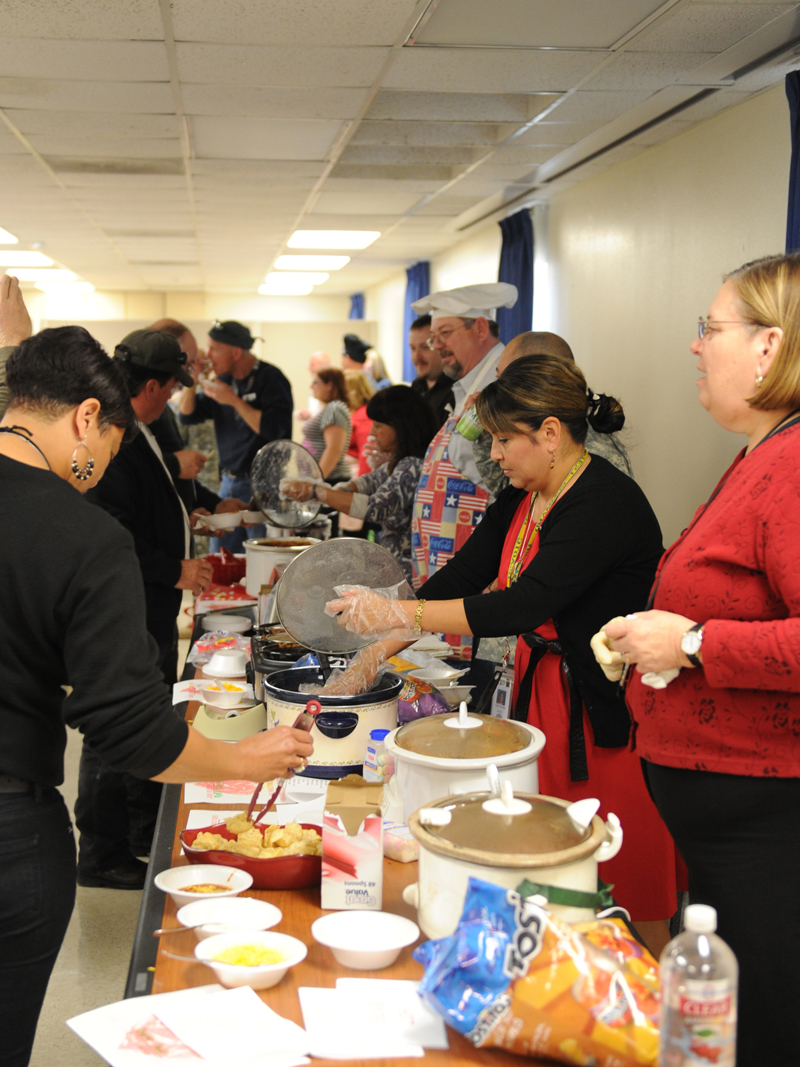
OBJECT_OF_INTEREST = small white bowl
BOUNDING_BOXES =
[177,897,282,941]
[205,649,249,676]
[206,511,244,530]
[241,510,263,525]
[153,864,253,908]
[412,665,468,683]
[311,911,419,970]
[201,682,248,708]
[201,613,251,634]
[195,930,307,989]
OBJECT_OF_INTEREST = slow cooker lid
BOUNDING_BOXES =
[395,712,531,759]
[429,794,589,855]
[250,439,323,528]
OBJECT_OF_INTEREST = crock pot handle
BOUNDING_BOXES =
[402,883,420,907]
[596,812,623,862]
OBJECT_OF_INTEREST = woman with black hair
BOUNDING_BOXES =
[285,385,438,581]
[0,325,313,1066]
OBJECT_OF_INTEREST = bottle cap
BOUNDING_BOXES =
[370,728,390,741]
[684,904,717,933]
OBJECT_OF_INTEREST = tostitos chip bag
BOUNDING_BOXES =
[414,877,660,1067]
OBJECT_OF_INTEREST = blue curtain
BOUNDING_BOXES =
[402,261,430,381]
[349,293,364,319]
[786,72,800,252]
[497,210,534,343]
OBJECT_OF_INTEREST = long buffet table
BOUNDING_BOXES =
[125,658,540,1067]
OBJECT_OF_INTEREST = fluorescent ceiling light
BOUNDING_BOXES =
[288,230,379,250]
[275,255,350,271]
[0,228,18,244]
[6,268,78,282]
[36,281,95,293]
[266,271,329,286]
[258,282,313,296]
[0,251,53,267]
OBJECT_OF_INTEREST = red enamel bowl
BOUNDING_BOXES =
[180,822,321,890]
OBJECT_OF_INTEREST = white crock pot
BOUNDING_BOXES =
[243,537,318,597]
[384,707,546,823]
[403,783,623,937]
[263,667,403,779]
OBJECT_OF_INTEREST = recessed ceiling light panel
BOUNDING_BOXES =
[287,230,380,250]
[0,228,19,244]
[275,255,350,271]
[266,272,329,285]
[0,251,54,267]
[258,282,313,296]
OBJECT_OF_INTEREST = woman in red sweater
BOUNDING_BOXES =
[604,254,800,1066]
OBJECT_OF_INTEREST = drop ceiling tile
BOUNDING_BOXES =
[365,90,560,123]
[339,145,477,165]
[6,111,180,139]
[32,137,182,160]
[191,116,342,161]
[137,266,205,287]
[630,2,793,54]
[322,176,444,194]
[413,195,484,216]
[63,173,188,190]
[330,162,456,181]
[112,237,198,259]
[384,48,602,93]
[546,89,653,124]
[352,121,504,146]
[0,79,174,113]
[181,84,368,120]
[514,120,600,145]
[0,0,163,40]
[0,133,28,155]
[0,40,169,82]
[172,0,417,46]
[312,188,423,214]
[176,44,389,87]
[415,0,667,49]
[191,159,326,179]
[463,161,534,182]
[581,51,713,90]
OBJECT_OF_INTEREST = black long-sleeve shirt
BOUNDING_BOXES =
[0,456,188,787]
[420,456,663,747]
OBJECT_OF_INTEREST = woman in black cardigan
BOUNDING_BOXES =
[330,354,675,955]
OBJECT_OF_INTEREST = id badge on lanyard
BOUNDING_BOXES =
[490,667,515,719]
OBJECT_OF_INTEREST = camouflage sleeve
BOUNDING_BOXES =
[473,429,509,498]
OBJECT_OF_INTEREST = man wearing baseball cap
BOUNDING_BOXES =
[179,319,293,551]
[78,329,216,888]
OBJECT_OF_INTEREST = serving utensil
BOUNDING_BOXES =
[245,699,321,827]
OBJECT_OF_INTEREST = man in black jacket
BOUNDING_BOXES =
[76,330,217,888]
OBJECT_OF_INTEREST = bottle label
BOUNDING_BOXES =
[662,979,735,1067]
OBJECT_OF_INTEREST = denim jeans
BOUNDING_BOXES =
[209,472,265,553]
[0,788,76,1067]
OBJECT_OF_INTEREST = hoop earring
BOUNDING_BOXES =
[71,439,95,481]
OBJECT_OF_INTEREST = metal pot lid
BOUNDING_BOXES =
[276,539,408,655]
[394,711,531,760]
[408,791,604,869]
[250,440,322,528]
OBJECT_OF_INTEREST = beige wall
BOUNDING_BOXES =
[546,84,790,543]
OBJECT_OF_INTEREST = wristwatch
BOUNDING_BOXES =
[680,624,704,667]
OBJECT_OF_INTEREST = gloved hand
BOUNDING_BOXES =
[279,477,326,502]
[321,643,391,696]
[325,584,417,639]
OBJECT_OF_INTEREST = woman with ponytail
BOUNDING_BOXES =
[327,353,677,954]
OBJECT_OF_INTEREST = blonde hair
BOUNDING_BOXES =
[726,254,800,411]
[368,352,391,384]
[345,370,375,410]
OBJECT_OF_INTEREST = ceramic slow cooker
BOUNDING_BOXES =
[404,783,623,937]
[385,706,546,822]
[263,667,403,779]
[243,537,318,597]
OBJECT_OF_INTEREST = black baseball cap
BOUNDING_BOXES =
[208,320,258,350]
[114,329,194,388]
[343,332,370,363]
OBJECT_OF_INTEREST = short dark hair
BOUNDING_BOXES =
[6,326,137,441]
[366,385,438,472]
[461,317,499,338]
[410,314,431,331]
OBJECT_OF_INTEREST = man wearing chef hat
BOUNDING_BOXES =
[409,282,517,658]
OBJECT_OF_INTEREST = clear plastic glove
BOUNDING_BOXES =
[278,476,326,502]
[321,644,390,696]
[325,583,417,640]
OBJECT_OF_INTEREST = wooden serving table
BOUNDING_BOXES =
[126,681,535,1067]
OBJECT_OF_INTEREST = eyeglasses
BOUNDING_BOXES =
[425,323,470,350]
[697,317,763,339]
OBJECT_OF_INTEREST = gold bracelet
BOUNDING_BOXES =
[414,599,427,636]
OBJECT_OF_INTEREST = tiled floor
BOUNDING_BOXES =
[31,627,192,1065]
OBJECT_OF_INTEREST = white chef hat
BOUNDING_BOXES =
[411,282,518,322]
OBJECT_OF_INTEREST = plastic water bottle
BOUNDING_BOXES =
[658,904,738,1066]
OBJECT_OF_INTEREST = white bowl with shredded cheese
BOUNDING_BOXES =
[195,930,307,989]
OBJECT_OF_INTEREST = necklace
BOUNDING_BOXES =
[0,426,52,470]
[506,450,588,585]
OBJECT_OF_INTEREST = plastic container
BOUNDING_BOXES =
[455,403,483,441]
[364,728,393,783]
[659,904,738,1067]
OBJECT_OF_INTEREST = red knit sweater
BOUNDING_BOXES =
[629,421,800,777]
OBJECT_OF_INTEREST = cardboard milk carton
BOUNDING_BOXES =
[321,775,383,911]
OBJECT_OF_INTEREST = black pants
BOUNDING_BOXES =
[642,760,800,1066]
[0,788,76,1067]
[75,634,177,871]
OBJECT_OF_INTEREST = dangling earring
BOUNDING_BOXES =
[549,451,556,470]
[755,372,764,388]
[71,439,95,481]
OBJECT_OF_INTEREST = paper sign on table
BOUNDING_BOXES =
[183,780,277,806]
[336,979,448,1050]
[298,987,424,1060]
[154,986,309,1067]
